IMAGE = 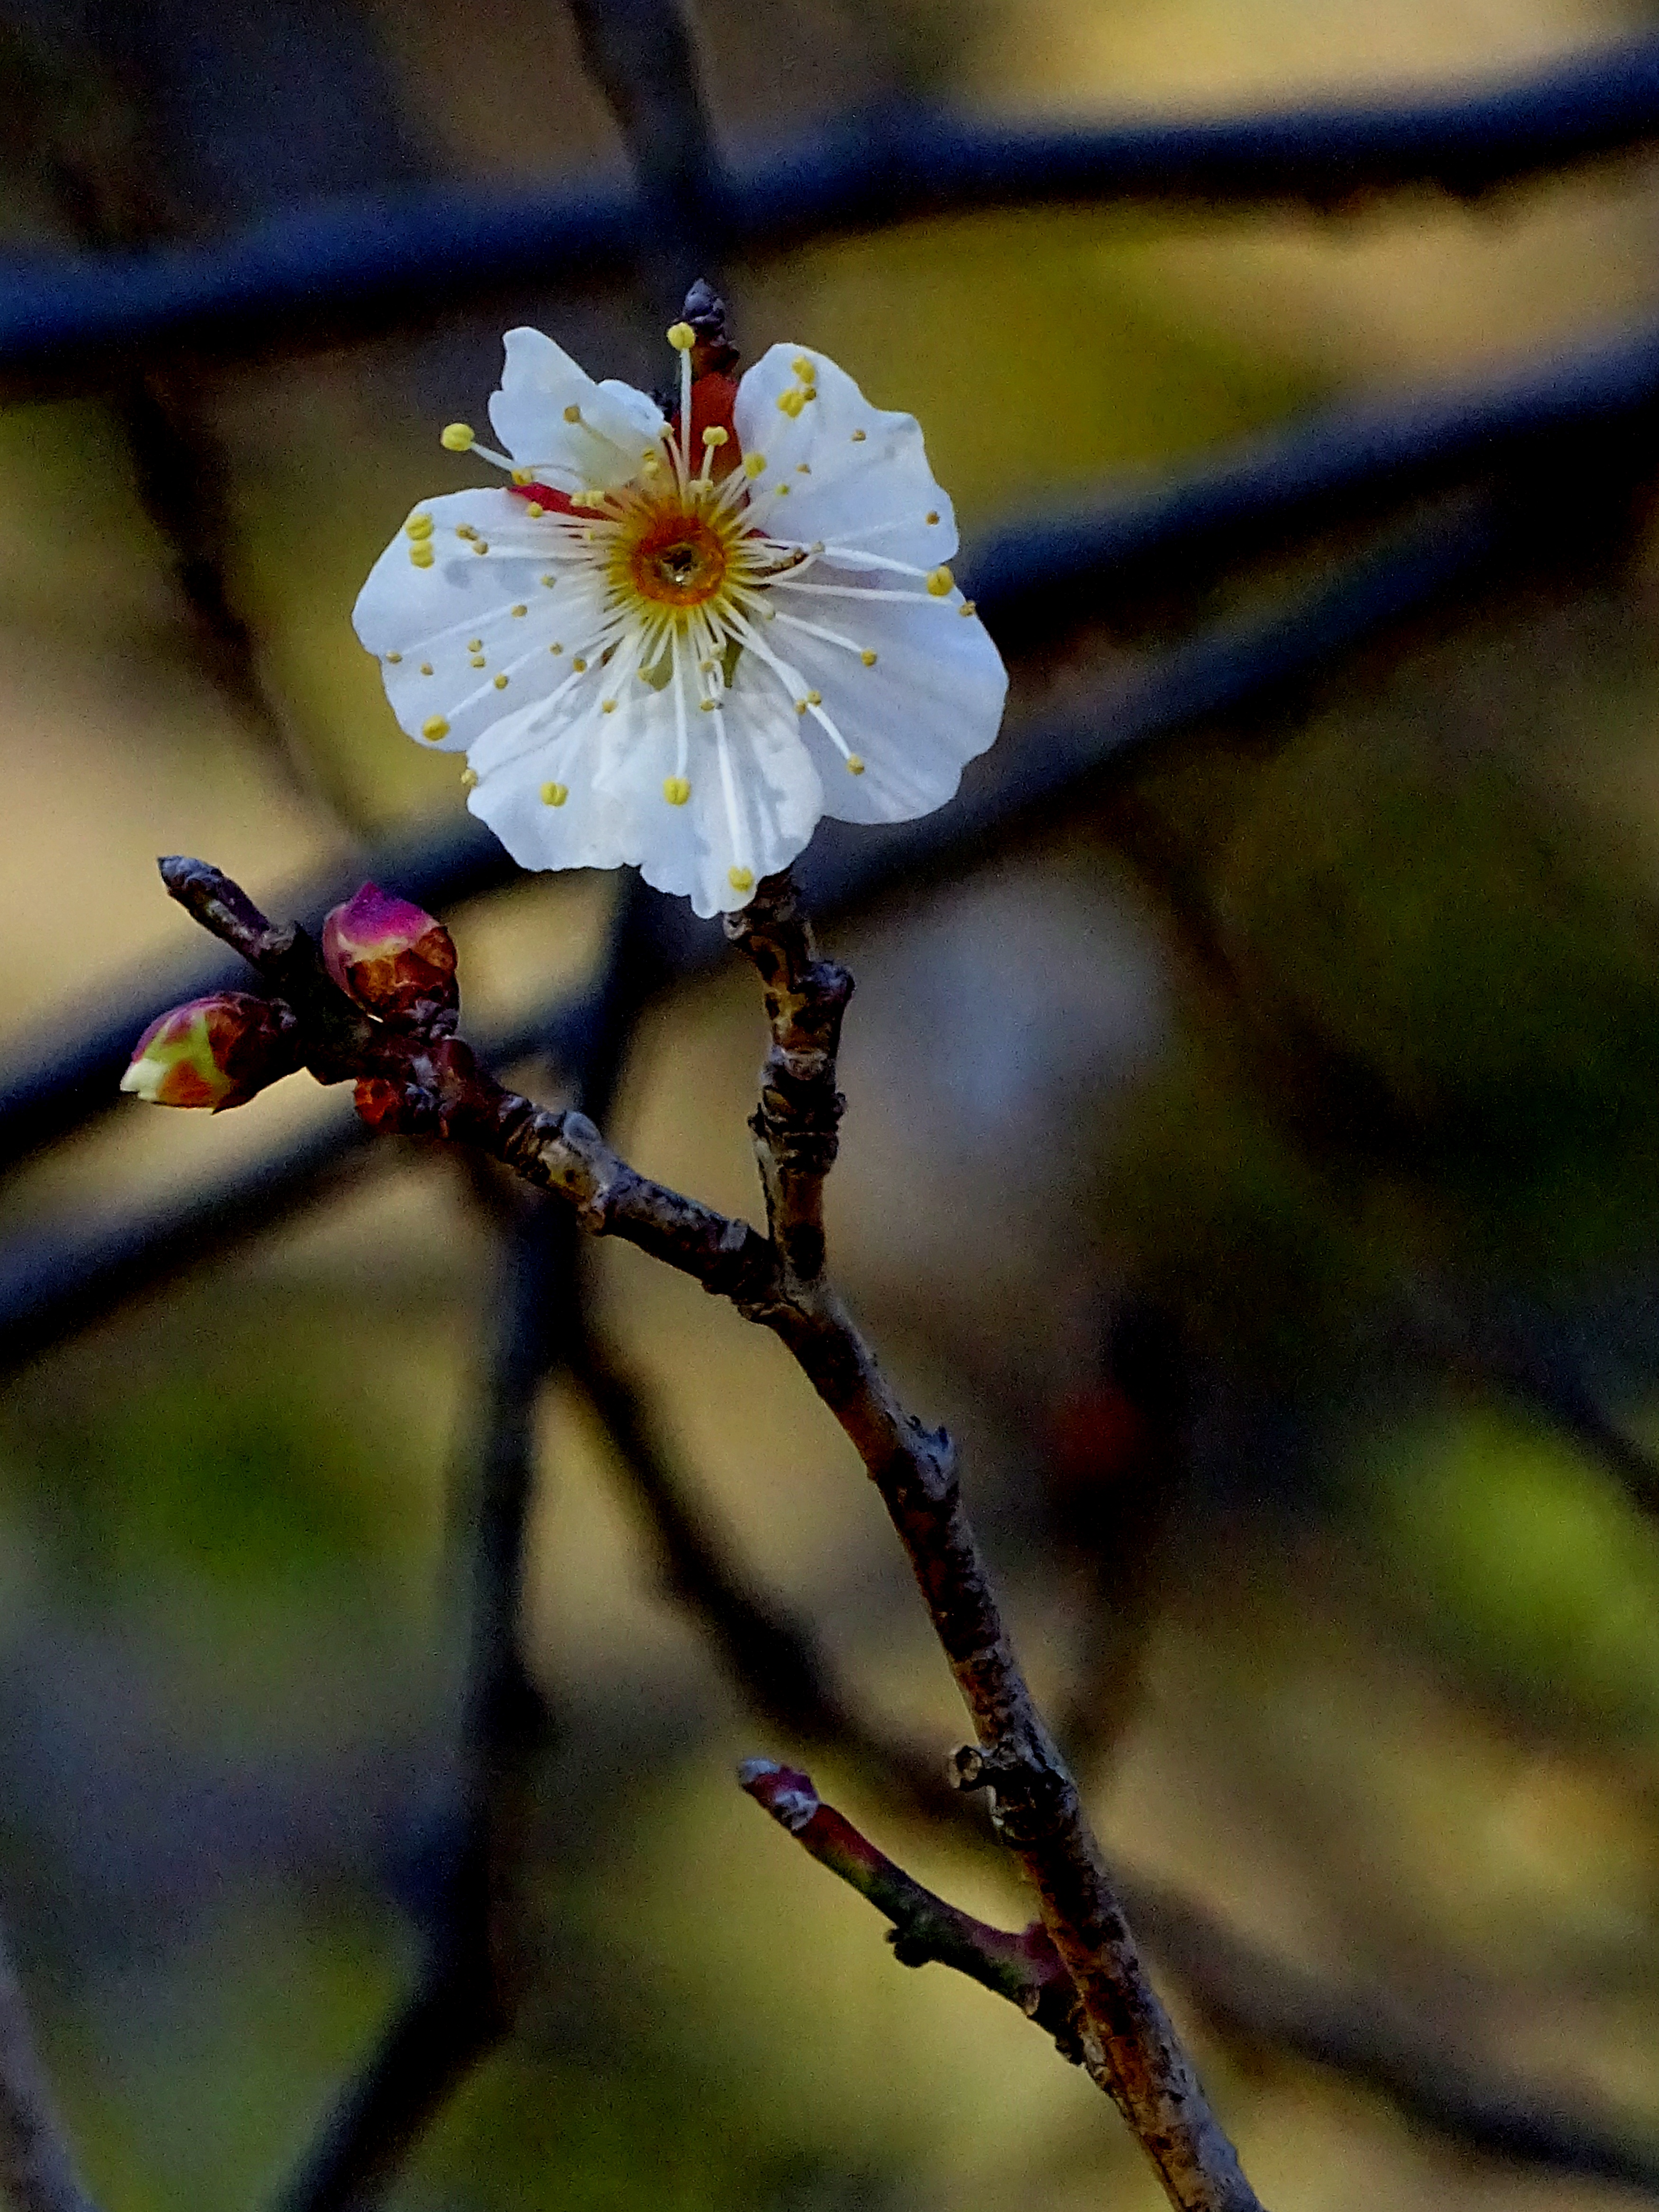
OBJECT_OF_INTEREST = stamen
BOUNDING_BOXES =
[405,515,433,539]
[460,767,478,789]
[420,662,434,676]
[663,777,691,805]
[511,604,528,617]
[851,429,867,441]
[729,868,754,893]
[410,546,434,568]
[440,423,475,451]
[421,716,448,741]
[385,651,402,663]
[666,322,696,351]
[494,674,509,689]
[564,404,582,423]
[744,453,767,479]
[777,390,806,419]
[542,782,568,806]
[927,565,954,596]
[470,654,486,669]
[846,755,865,774]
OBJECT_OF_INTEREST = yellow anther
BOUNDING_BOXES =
[960,599,977,616]
[572,657,587,672]
[460,767,479,789]
[775,482,790,496]
[385,651,402,664]
[792,356,815,380]
[405,514,434,538]
[702,426,729,448]
[467,638,484,652]
[797,462,811,474]
[511,604,528,618]
[800,384,817,403]
[473,540,489,555]
[806,690,822,706]
[470,654,486,668]
[440,422,475,451]
[926,510,940,524]
[728,867,754,894]
[794,699,807,715]
[456,524,478,540]
[494,673,509,690]
[699,697,716,712]
[421,715,449,741]
[420,662,434,676]
[846,754,865,775]
[541,781,568,806]
[663,776,691,806]
[850,429,867,443]
[777,389,806,419]
[926,565,954,597]
[540,574,556,587]
[666,321,696,351]
[527,502,545,518]
[564,403,582,423]
[410,545,434,568]
[860,649,877,666]
[550,642,564,654]
[511,468,532,486]
[744,453,767,479]
[699,657,716,672]
[602,699,617,713]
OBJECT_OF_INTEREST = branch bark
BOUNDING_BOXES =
[157,853,1263,2212]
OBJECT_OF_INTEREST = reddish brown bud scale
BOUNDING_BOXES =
[120,992,298,1111]
[322,883,458,1024]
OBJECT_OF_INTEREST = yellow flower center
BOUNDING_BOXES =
[625,506,730,609]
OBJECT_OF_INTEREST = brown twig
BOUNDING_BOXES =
[740,1759,1083,2058]
[156,852,1261,2212]
[0,1926,101,2212]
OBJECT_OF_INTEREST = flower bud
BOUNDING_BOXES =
[322,883,458,1023]
[120,993,297,1111]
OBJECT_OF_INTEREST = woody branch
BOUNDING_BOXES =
[154,851,1261,2212]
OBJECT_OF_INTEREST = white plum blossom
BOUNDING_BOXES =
[353,303,1008,916]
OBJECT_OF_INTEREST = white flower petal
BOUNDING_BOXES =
[354,489,619,752]
[734,343,957,571]
[488,328,665,490]
[761,583,1006,824]
[467,689,635,877]
[597,663,824,917]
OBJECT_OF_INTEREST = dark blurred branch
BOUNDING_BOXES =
[564,0,728,312]
[566,1300,956,1818]
[0,1928,101,2212]
[9,40,1659,388]
[276,1193,561,2212]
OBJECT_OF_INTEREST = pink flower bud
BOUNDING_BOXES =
[321,883,458,1022]
[120,993,297,1111]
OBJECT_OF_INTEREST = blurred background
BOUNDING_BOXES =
[9,1,1659,2208]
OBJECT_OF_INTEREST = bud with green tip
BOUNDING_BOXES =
[120,993,299,1110]
[321,883,458,1025]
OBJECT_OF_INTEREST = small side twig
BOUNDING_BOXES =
[740,1759,1082,2060]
